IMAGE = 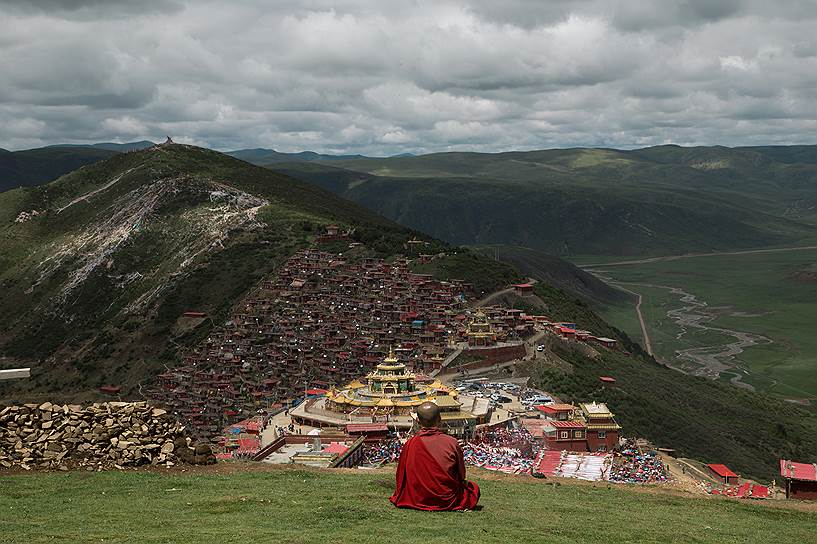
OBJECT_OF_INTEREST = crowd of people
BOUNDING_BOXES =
[461,426,540,474]
[358,428,670,485]
[608,445,668,484]
[360,439,404,466]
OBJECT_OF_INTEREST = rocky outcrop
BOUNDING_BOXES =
[0,401,215,471]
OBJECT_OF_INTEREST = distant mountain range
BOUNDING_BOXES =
[268,144,817,257]
[1,146,118,192]
[0,142,411,192]
[225,148,369,164]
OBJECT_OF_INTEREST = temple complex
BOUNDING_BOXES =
[292,349,491,436]
[526,400,621,452]
[325,347,454,415]
[146,243,622,441]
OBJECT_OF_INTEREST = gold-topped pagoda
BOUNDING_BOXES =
[466,310,497,347]
[325,347,454,415]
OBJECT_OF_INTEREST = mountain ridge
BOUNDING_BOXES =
[266,144,817,257]
[0,143,446,402]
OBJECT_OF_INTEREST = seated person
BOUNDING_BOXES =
[389,401,480,511]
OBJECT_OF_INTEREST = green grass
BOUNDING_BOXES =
[2,468,815,544]
[597,300,643,342]
[591,249,817,399]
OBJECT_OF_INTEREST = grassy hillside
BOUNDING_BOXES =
[2,467,815,544]
[0,146,119,192]
[478,245,631,307]
[0,144,446,402]
[267,145,817,257]
[409,251,523,296]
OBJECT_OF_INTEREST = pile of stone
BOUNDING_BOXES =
[0,401,215,471]
[14,209,41,223]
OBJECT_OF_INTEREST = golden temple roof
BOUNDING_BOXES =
[580,401,614,418]
[434,395,461,408]
[384,345,398,364]
[586,422,621,430]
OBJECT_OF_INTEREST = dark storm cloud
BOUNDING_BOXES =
[1,0,182,17]
[0,0,816,153]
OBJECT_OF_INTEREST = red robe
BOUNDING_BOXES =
[389,427,480,511]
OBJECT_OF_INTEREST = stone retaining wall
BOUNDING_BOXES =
[0,401,215,471]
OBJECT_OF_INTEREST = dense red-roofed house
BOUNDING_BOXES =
[707,464,739,485]
[780,459,817,499]
[234,438,260,454]
[543,420,588,451]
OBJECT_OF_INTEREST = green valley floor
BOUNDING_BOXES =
[589,247,817,400]
[2,466,816,544]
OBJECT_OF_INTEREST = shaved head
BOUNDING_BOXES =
[417,401,441,428]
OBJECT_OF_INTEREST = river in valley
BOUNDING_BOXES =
[593,273,772,391]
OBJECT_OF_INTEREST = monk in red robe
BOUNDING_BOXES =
[390,401,480,511]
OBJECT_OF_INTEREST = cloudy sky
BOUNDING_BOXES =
[2,0,817,154]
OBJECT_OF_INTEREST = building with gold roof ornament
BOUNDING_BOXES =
[325,347,455,416]
[465,310,497,347]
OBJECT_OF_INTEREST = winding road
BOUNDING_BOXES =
[606,282,653,356]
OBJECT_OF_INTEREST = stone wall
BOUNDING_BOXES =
[0,401,215,471]
[455,344,528,371]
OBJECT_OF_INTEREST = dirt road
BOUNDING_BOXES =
[607,282,653,356]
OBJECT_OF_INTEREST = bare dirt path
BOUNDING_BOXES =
[55,167,137,214]
[582,245,817,268]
